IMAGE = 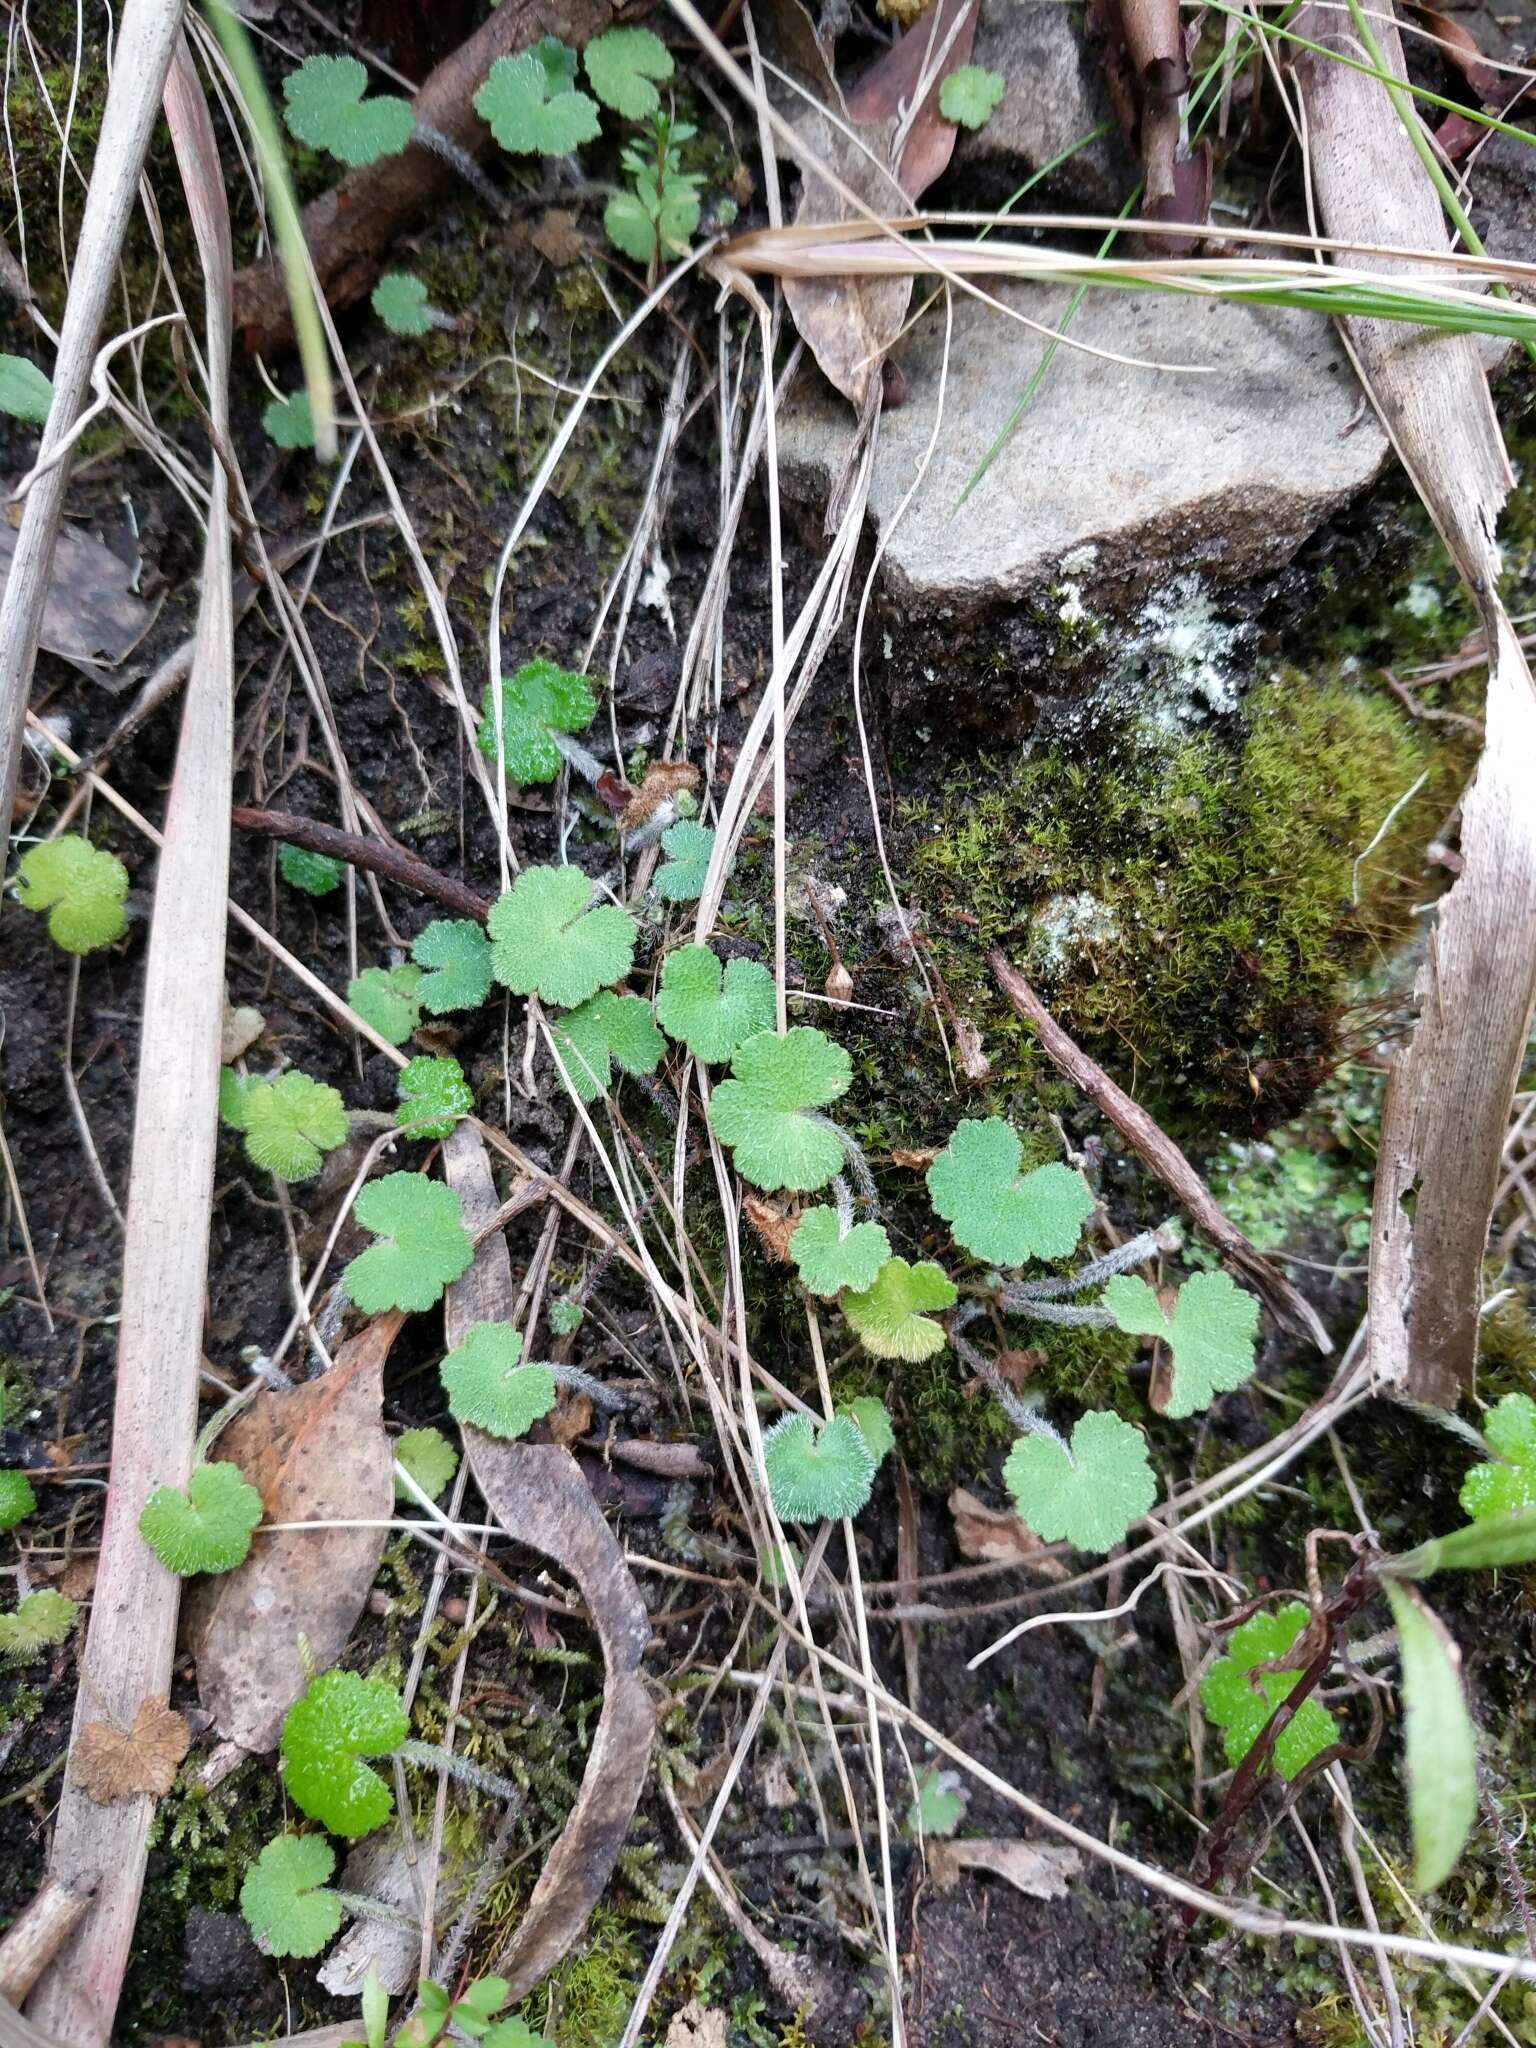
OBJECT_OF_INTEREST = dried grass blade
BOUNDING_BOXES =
[1295,1,1536,1405]
[25,42,237,2047]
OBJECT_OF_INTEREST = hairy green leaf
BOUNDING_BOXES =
[762,1411,876,1523]
[278,842,345,895]
[584,27,674,116]
[138,1462,264,1577]
[938,65,1005,128]
[0,1590,77,1665]
[15,836,128,953]
[488,864,636,1009]
[412,918,493,1014]
[547,1296,584,1336]
[477,660,596,782]
[393,1426,459,1503]
[1004,1411,1156,1554]
[439,1322,556,1440]
[926,1118,1092,1266]
[283,55,414,165]
[1460,1391,1536,1520]
[1103,1270,1259,1418]
[474,50,600,156]
[348,963,424,1046]
[0,354,53,423]
[550,991,665,1102]
[840,1395,894,1467]
[842,1257,955,1361]
[281,1668,409,1836]
[790,1207,892,1298]
[219,1068,259,1132]
[655,945,775,1064]
[1200,1601,1338,1780]
[0,1469,36,1531]
[371,272,433,335]
[241,1833,343,1958]
[263,392,315,449]
[396,1054,474,1139]
[654,817,715,903]
[708,1027,851,1191]
[344,1172,474,1313]
[243,1071,348,1181]
[905,1766,966,1838]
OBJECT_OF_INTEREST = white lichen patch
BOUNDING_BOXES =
[1031,891,1120,974]
[1126,574,1247,718]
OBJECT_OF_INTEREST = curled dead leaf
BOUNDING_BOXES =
[928,1837,1082,1898]
[70,1700,190,1804]
[744,1191,798,1264]
[949,1487,1066,1575]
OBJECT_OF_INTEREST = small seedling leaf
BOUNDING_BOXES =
[0,1469,36,1531]
[1382,1579,1477,1890]
[482,2021,555,2048]
[15,836,128,953]
[281,1668,409,1836]
[283,55,414,166]
[488,864,636,1008]
[474,50,600,156]
[1004,1411,1155,1554]
[790,1207,892,1297]
[241,1832,343,1958]
[371,271,433,335]
[0,353,53,422]
[655,945,775,1064]
[840,1395,895,1467]
[842,1257,956,1361]
[477,659,597,781]
[1103,1270,1259,1418]
[138,1462,264,1576]
[1460,1391,1536,1520]
[278,842,345,895]
[905,1766,966,1837]
[604,191,661,265]
[548,1296,584,1336]
[451,1976,511,2034]
[938,64,1005,129]
[1200,1600,1339,1780]
[263,392,315,449]
[348,963,424,1045]
[412,918,493,1014]
[360,1964,390,2048]
[584,27,674,116]
[762,1411,876,1523]
[219,1068,259,1131]
[439,1322,557,1439]
[550,991,665,1102]
[926,1118,1092,1266]
[394,1426,459,1503]
[603,179,700,266]
[397,1054,474,1139]
[0,1590,77,1665]
[708,1027,851,1191]
[344,1172,474,1314]
[243,1071,349,1181]
[654,817,715,902]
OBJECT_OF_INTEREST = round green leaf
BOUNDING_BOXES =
[655,945,775,1065]
[708,1028,851,1192]
[138,1462,264,1577]
[762,1411,876,1523]
[926,1118,1092,1266]
[278,842,345,895]
[0,1469,36,1532]
[790,1207,892,1298]
[393,1427,459,1503]
[344,1171,474,1314]
[476,660,597,782]
[412,918,493,1014]
[938,65,1005,130]
[584,27,674,117]
[14,836,128,953]
[1200,1599,1340,1782]
[243,1071,348,1181]
[283,55,414,166]
[396,1054,474,1139]
[439,1323,557,1440]
[841,1257,955,1361]
[280,1668,409,1836]
[488,864,636,1009]
[474,51,601,155]
[371,272,434,336]
[240,1833,343,1958]
[1003,1410,1156,1555]
[348,964,423,1046]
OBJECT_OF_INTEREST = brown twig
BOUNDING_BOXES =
[987,949,1333,1355]
[231,806,491,921]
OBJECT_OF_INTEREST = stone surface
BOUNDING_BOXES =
[778,282,1391,616]
[949,0,1131,209]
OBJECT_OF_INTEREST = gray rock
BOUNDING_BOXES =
[950,0,1131,209]
[778,282,1390,617]
[182,1908,266,1995]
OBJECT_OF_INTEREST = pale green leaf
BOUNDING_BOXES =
[905,1766,966,1838]
[708,1028,851,1191]
[14,836,128,953]
[1103,1270,1259,1418]
[280,1669,408,1836]
[840,1395,894,1467]
[604,190,661,265]
[1460,1392,1536,1520]
[488,864,636,1009]
[938,65,1005,129]
[263,392,315,449]
[439,1322,556,1440]
[371,272,434,335]
[926,1119,1092,1266]
[842,1257,955,1361]
[0,1470,36,1531]
[138,1462,264,1577]
[344,1171,474,1313]
[762,1411,876,1523]
[654,818,714,903]
[585,27,674,116]
[1382,1579,1477,1890]
[241,1833,343,1958]
[477,660,596,781]
[474,51,600,155]
[396,1054,474,1139]
[0,1590,76,1665]
[483,2019,554,2048]
[243,1071,348,1181]
[1199,1600,1338,1780]
[0,354,53,422]
[393,1426,459,1502]
[550,992,664,1102]
[412,918,493,1014]
[790,1207,891,1297]
[283,55,414,166]
[1004,1411,1156,1554]
[655,945,775,1064]
[348,964,423,1045]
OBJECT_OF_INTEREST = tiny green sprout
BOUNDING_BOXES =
[1102,1270,1259,1419]
[371,272,435,336]
[443,1974,510,2039]
[15,836,128,953]
[0,1590,78,1665]
[344,1172,474,1314]
[488,864,636,1009]
[926,1118,1093,1267]
[839,1395,895,1467]
[0,1469,37,1531]
[262,391,315,449]
[393,1427,459,1503]
[278,842,345,895]
[905,1766,966,1838]
[243,1071,349,1181]
[1460,1392,1536,1519]
[654,817,715,903]
[218,1067,259,1131]
[842,1257,956,1362]
[708,1027,852,1192]
[1200,1601,1339,1781]
[655,944,775,1064]
[762,1411,876,1523]
[938,64,1006,129]
[283,54,414,166]
[240,1832,343,1958]
[474,42,600,156]
[477,659,597,782]
[348,963,424,1045]
[439,1323,556,1440]
[358,1964,390,2048]
[550,991,665,1103]
[139,1461,264,1576]
[396,1054,474,1140]
[1003,1410,1155,1553]
[790,1206,892,1298]
[482,2020,553,2048]
[0,353,53,422]
[412,918,493,1014]
[547,1295,584,1336]
[584,26,674,116]
[604,119,702,266]
[281,1668,410,1836]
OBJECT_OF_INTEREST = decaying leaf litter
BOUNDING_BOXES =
[2,0,1536,2044]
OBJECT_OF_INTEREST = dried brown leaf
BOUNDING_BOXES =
[0,518,157,681]
[949,1487,1066,1575]
[186,1314,401,1754]
[530,208,586,269]
[219,999,264,1063]
[744,1191,798,1263]
[928,1837,1082,1897]
[846,0,979,201]
[70,1700,190,1804]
